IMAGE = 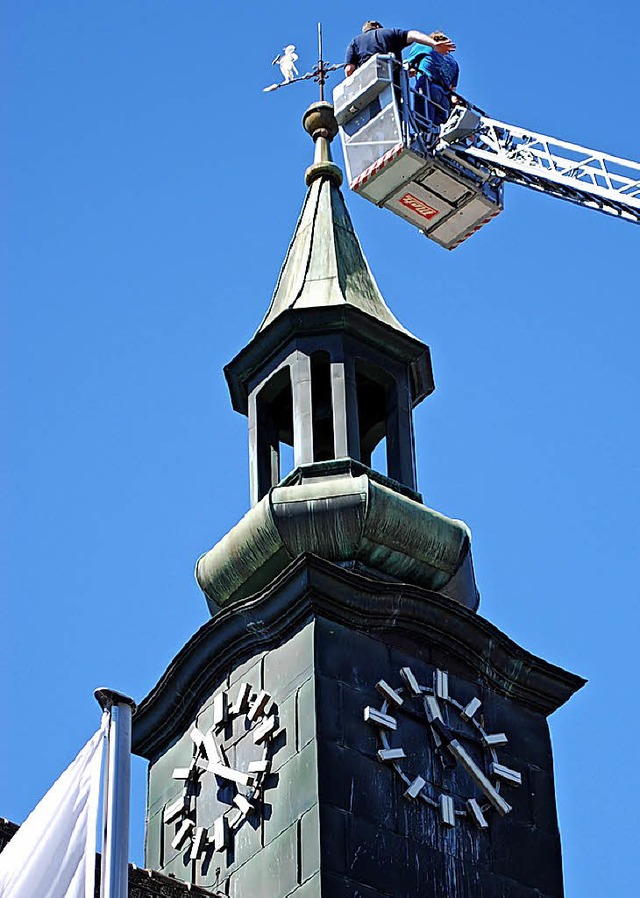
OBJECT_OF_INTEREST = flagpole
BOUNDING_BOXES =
[95,688,137,898]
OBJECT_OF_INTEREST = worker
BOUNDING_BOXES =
[408,33,460,125]
[344,21,456,77]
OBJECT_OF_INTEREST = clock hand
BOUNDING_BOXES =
[208,761,255,788]
[429,719,511,816]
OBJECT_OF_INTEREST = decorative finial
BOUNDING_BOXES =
[302,101,343,187]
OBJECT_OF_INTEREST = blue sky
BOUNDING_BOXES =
[3,1,639,894]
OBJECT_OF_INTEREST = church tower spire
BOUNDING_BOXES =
[225,101,434,505]
[133,92,584,898]
[198,101,477,615]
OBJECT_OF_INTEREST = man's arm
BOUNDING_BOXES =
[406,30,456,54]
[344,40,357,77]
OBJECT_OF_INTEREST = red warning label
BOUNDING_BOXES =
[398,193,440,221]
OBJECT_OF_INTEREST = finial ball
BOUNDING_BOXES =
[303,101,339,142]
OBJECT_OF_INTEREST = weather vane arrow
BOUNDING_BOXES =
[263,22,345,100]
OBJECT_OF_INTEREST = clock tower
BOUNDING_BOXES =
[132,102,584,898]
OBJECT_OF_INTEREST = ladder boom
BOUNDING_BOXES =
[443,114,640,223]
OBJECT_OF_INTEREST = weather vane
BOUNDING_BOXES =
[263,22,345,100]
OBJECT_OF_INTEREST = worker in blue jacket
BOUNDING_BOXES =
[408,33,460,125]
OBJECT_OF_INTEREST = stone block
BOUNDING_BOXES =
[270,688,297,773]
[147,728,195,816]
[528,764,561,834]
[144,806,163,871]
[229,651,265,690]
[300,803,320,883]
[315,675,342,744]
[264,621,314,702]
[343,815,414,894]
[490,817,564,896]
[319,804,348,876]
[340,681,380,756]
[228,820,298,898]
[315,619,389,692]
[318,740,396,831]
[264,740,318,845]
[297,674,316,750]
[289,871,321,898]
[321,872,392,898]
[481,690,554,773]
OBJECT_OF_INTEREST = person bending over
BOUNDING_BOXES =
[345,20,455,76]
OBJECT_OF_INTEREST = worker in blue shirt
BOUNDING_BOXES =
[344,21,455,76]
[408,33,460,125]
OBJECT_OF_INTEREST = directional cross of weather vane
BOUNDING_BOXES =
[263,23,344,100]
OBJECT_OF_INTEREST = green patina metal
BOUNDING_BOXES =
[195,461,474,614]
[257,103,414,339]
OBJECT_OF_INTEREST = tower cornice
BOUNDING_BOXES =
[132,554,585,761]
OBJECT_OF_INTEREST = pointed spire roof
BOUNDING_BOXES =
[225,101,434,416]
[257,101,414,339]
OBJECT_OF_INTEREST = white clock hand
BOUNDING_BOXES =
[447,738,511,816]
[430,718,511,816]
[208,761,255,787]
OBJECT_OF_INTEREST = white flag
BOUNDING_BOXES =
[0,715,107,898]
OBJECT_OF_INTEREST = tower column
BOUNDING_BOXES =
[330,355,360,460]
[386,375,418,490]
[291,351,314,467]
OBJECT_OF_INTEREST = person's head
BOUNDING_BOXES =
[362,21,383,33]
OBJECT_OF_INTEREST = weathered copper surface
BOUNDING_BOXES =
[196,462,476,613]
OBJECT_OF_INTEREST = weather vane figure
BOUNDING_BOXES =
[272,44,299,83]
[263,23,344,99]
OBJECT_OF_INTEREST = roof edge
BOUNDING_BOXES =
[132,555,586,759]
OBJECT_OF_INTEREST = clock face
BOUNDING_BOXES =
[163,681,280,861]
[364,667,521,828]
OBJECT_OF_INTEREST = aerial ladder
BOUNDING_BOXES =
[332,55,640,249]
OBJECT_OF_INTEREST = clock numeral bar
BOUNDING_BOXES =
[190,726,204,750]
[203,731,223,764]
[491,763,522,786]
[171,819,194,851]
[253,714,278,745]
[248,759,271,775]
[461,697,482,721]
[233,794,254,817]
[403,776,426,800]
[400,666,422,696]
[171,765,194,781]
[424,695,443,724]
[247,690,272,722]
[467,798,489,829]
[377,747,406,762]
[213,815,229,851]
[440,794,455,827]
[435,670,449,700]
[229,682,252,716]
[163,796,187,824]
[190,826,207,861]
[375,679,403,707]
[483,732,508,747]
[364,706,397,731]
[213,692,228,728]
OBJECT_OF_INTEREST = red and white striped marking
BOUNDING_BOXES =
[449,209,502,250]
[350,143,404,191]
